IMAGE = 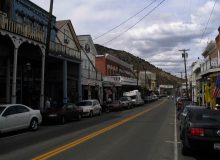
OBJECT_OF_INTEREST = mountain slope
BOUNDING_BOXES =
[95,44,181,86]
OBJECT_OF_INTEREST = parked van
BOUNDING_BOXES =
[123,90,144,106]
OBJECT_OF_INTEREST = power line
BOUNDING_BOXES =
[93,0,156,40]
[200,0,217,43]
[102,0,166,45]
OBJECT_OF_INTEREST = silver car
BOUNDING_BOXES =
[77,100,102,117]
[0,104,42,133]
[119,96,133,109]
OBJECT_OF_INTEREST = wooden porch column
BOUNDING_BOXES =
[11,47,18,104]
[40,49,45,110]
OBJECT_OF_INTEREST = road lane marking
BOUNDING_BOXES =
[174,104,178,160]
[32,100,165,160]
[165,140,181,144]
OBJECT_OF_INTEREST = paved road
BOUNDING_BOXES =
[0,98,219,160]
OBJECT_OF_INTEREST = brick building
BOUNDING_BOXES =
[96,53,141,102]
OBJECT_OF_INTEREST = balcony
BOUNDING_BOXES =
[0,12,81,61]
[200,57,220,75]
[49,41,81,60]
[82,68,102,80]
[0,11,46,43]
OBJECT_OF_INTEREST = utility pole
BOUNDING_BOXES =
[178,71,183,97]
[179,49,190,98]
[44,0,54,98]
[45,0,54,56]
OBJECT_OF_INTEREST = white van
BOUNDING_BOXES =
[123,90,144,106]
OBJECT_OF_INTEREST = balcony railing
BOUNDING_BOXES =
[0,12,81,61]
[82,68,102,80]
[50,41,81,60]
[200,57,220,73]
[0,12,46,43]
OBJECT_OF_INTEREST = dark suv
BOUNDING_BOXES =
[42,103,83,124]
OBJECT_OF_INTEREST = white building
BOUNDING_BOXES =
[139,71,156,91]
[77,35,102,102]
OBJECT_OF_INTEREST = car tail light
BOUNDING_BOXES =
[190,128,204,136]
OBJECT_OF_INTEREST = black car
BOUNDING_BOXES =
[42,103,83,124]
[107,101,123,111]
[179,105,205,136]
[176,97,192,111]
[180,108,220,154]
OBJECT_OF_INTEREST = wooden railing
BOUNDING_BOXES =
[0,12,46,43]
[0,12,81,60]
[50,41,81,60]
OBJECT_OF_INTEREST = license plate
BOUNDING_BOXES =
[214,143,220,150]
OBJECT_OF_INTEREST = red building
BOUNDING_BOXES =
[96,53,141,102]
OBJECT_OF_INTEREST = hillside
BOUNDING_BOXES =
[95,44,181,87]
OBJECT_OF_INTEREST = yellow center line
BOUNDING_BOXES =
[32,100,165,160]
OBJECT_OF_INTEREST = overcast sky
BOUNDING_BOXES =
[31,0,220,77]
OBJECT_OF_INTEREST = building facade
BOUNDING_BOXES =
[139,71,156,91]
[0,0,81,110]
[77,35,102,103]
[96,53,140,102]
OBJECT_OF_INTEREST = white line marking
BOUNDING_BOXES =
[165,140,181,144]
[174,105,178,160]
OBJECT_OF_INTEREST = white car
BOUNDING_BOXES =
[119,96,133,109]
[77,100,102,117]
[0,104,42,133]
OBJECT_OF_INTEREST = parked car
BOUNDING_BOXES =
[42,103,83,124]
[176,97,191,111]
[0,104,42,133]
[77,100,102,117]
[179,105,205,132]
[123,90,144,106]
[107,100,123,111]
[180,108,220,154]
[119,96,133,109]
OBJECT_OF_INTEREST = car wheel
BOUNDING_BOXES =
[60,116,66,124]
[182,132,191,155]
[77,114,82,121]
[98,109,102,116]
[89,111,93,118]
[29,118,38,131]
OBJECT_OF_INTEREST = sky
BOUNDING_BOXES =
[31,0,220,77]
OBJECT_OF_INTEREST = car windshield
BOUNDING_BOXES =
[77,101,92,106]
[0,106,6,114]
[120,97,128,101]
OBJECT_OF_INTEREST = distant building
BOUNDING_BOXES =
[96,53,140,102]
[139,71,156,91]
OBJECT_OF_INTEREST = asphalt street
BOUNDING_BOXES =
[0,98,219,160]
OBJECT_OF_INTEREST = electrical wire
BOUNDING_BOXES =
[200,0,217,43]
[93,0,157,40]
[102,0,166,45]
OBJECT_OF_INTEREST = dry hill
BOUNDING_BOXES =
[95,44,181,87]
